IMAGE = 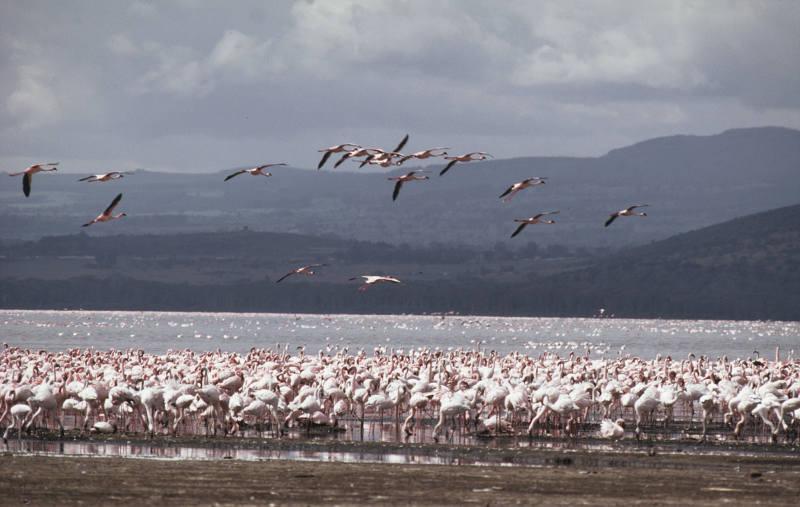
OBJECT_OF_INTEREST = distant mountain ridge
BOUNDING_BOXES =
[2,202,798,320]
[533,202,800,319]
[2,126,799,249]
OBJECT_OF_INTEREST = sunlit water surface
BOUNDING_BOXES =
[2,310,799,359]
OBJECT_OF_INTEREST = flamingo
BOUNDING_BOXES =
[317,144,361,169]
[510,211,559,238]
[349,275,402,292]
[82,193,126,227]
[605,204,649,227]
[224,163,286,181]
[388,171,429,201]
[397,147,449,165]
[333,148,384,168]
[275,264,327,284]
[2,404,33,443]
[499,177,547,202]
[599,418,625,439]
[432,392,471,442]
[78,172,129,183]
[90,421,117,434]
[360,150,404,168]
[8,162,59,197]
[439,152,491,176]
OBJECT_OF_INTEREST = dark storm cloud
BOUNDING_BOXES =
[1,1,799,172]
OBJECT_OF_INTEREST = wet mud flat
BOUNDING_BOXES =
[2,442,800,506]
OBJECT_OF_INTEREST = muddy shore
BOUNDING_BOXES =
[2,437,800,506]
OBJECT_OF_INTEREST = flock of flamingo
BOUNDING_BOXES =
[7,136,793,448]
[8,134,647,234]
[1,344,799,444]
[7,135,650,288]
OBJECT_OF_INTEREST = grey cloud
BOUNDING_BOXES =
[1,0,799,172]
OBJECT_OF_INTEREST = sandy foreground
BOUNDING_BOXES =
[2,440,800,506]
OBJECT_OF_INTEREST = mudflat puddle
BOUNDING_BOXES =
[5,436,798,469]
[5,439,465,465]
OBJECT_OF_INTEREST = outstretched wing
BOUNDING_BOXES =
[392,180,404,201]
[104,193,123,215]
[22,173,32,197]
[224,170,246,181]
[439,160,457,176]
[604,214,618,227]
[510,223,528,238]
[499,184,515,199]
[392,134,409,153]
[317,151,333,170]
[333,153,351,168]
[275,271,296,284]
[359,155,375,168]
[78,175,94,182]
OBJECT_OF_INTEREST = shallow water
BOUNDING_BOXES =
[4,432,796,467]
[2,310,799,359]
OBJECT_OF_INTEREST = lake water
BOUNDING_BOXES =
[2,310,799,359]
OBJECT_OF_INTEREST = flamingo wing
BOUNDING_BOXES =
[275,271,297,284]
[359,155,375,168]
[392,180,404,201]
[333,153,351,168]
[439,160,457,176]
[317,151,333,170]
[104,193,123,214]
[499,184,515,199]
[224,170,246,181]
[22,173,31,197]
[392,134,409,153]
[510,222,528,238]
[604,214,619,227]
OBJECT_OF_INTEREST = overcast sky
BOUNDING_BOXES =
[1,0,799,173]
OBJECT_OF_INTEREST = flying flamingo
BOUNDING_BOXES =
[333,148,383,168]
[359,150,404,168]
[275,264,328,283]
[349,275,402,291]
[82,193,126,227]
[224,163,286,181]
[499,177,547,202]
[389,171,429,201]
[317,144,361,169]
[398,148,449,165]
[605,204,649,227]
[334,134,409,168]
[8,162,59,197]
[78,172,129,183]
[510,211,559,238]
[439,152,491,176]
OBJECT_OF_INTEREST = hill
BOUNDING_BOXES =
[534,203,800,319]
[1,127,799,249]
[1,204,798,320]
